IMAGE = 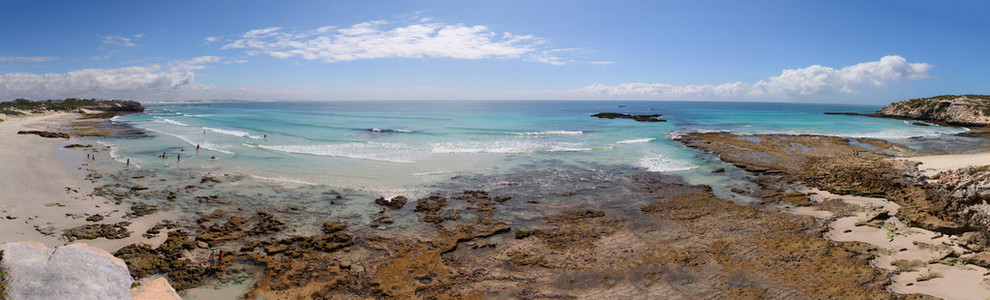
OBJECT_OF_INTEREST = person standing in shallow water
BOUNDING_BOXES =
[177,153,181,162]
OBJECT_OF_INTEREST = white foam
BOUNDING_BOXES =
[258,142,425,163]
[413,171,450,176]
[249,175,316,185]
[95,141,140,168]
[184,114,213,117]
[616,138,655,144]
[431,140,591,154]
[515,130,584,136]
[639,154,695,172]
[153,118,189,127]
[143,127,235,155]
[203,127,263,139]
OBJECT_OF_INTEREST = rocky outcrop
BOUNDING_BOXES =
[591,112,666,122]
[16,130,69,138]
[877,95,990,127]
[0,241,172,299]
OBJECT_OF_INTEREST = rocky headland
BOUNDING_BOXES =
[828,95,990,128]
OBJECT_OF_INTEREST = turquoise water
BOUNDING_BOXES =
[103,100,970,195]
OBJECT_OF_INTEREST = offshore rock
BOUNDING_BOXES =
[591,112,666,122]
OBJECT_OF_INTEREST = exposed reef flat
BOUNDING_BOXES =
[674,131,990,298]
[100,164,894,299]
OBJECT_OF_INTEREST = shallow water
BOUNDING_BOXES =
[97,101,985,197]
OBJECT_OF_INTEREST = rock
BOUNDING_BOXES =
[781,191,812,206]
[63,144,92,148]
[16,130,69,138]
[711,168,725,173]
[323,221,347,234]
[959,231,988,252]
[0,242,133,299]
[963,252,990,268]
[375,196,407,209]
[86,214,105,222]
[857,207,890,223]
[878,95,990,127]
[374,215,394,224]
[197,241,209,249]
[132,277,182,300]
[62,222,132,241]
[591,112,666,122]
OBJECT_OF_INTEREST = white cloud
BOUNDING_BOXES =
[222,19,568,64]
[560,55,932,100]
[204,36,222,43]
[101,34,142,47]
[0,56,220,100]
[0,56,58,63]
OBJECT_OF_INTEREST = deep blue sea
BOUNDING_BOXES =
[104,100,971,195]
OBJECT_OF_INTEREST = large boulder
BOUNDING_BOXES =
[0,241,133,299]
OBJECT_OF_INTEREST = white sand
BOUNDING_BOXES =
[0,113,167,251]
[796,188,990,299]
[901,152,990,177]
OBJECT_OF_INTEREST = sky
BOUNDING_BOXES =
[0,0,987,104]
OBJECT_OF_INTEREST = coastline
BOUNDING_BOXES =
[2,106,989,298]
[0,113,167,251]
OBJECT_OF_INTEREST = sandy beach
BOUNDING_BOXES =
[904,152,990,176]
[0,113,166,251]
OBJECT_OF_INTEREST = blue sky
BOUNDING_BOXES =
[0,0,986,103]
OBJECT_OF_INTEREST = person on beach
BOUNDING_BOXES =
[211,155,215,160]
[264,134,267,139]
[126,158,130,167]
[177,153,181,161]
[218,250,225,269]
[208,251,215,268]
[196,144,200,152]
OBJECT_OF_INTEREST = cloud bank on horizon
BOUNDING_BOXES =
[562,55,933,100]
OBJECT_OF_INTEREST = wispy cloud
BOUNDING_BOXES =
[0,56,221,99]
[101,34,143,47]
[0,56,59,63]
[204,36,222,44]
[547,55,932,100]
[221,19,572,64]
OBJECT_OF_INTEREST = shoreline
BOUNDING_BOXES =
[0,113,168,251]
[2,109,989,298]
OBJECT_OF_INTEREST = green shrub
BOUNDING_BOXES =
[0,249,8,299]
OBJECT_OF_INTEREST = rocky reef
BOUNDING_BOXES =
[591,112,666,122]
[876,95,990,127]
[674,131,990,256]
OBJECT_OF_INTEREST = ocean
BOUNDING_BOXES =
[104,100,972,196]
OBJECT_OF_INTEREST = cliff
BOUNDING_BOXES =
[877,95,990,127]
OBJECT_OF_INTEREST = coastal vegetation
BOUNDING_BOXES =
[0,250,8,299]
[0,98,143,114]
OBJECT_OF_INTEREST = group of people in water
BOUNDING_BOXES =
[117,131,272,168]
